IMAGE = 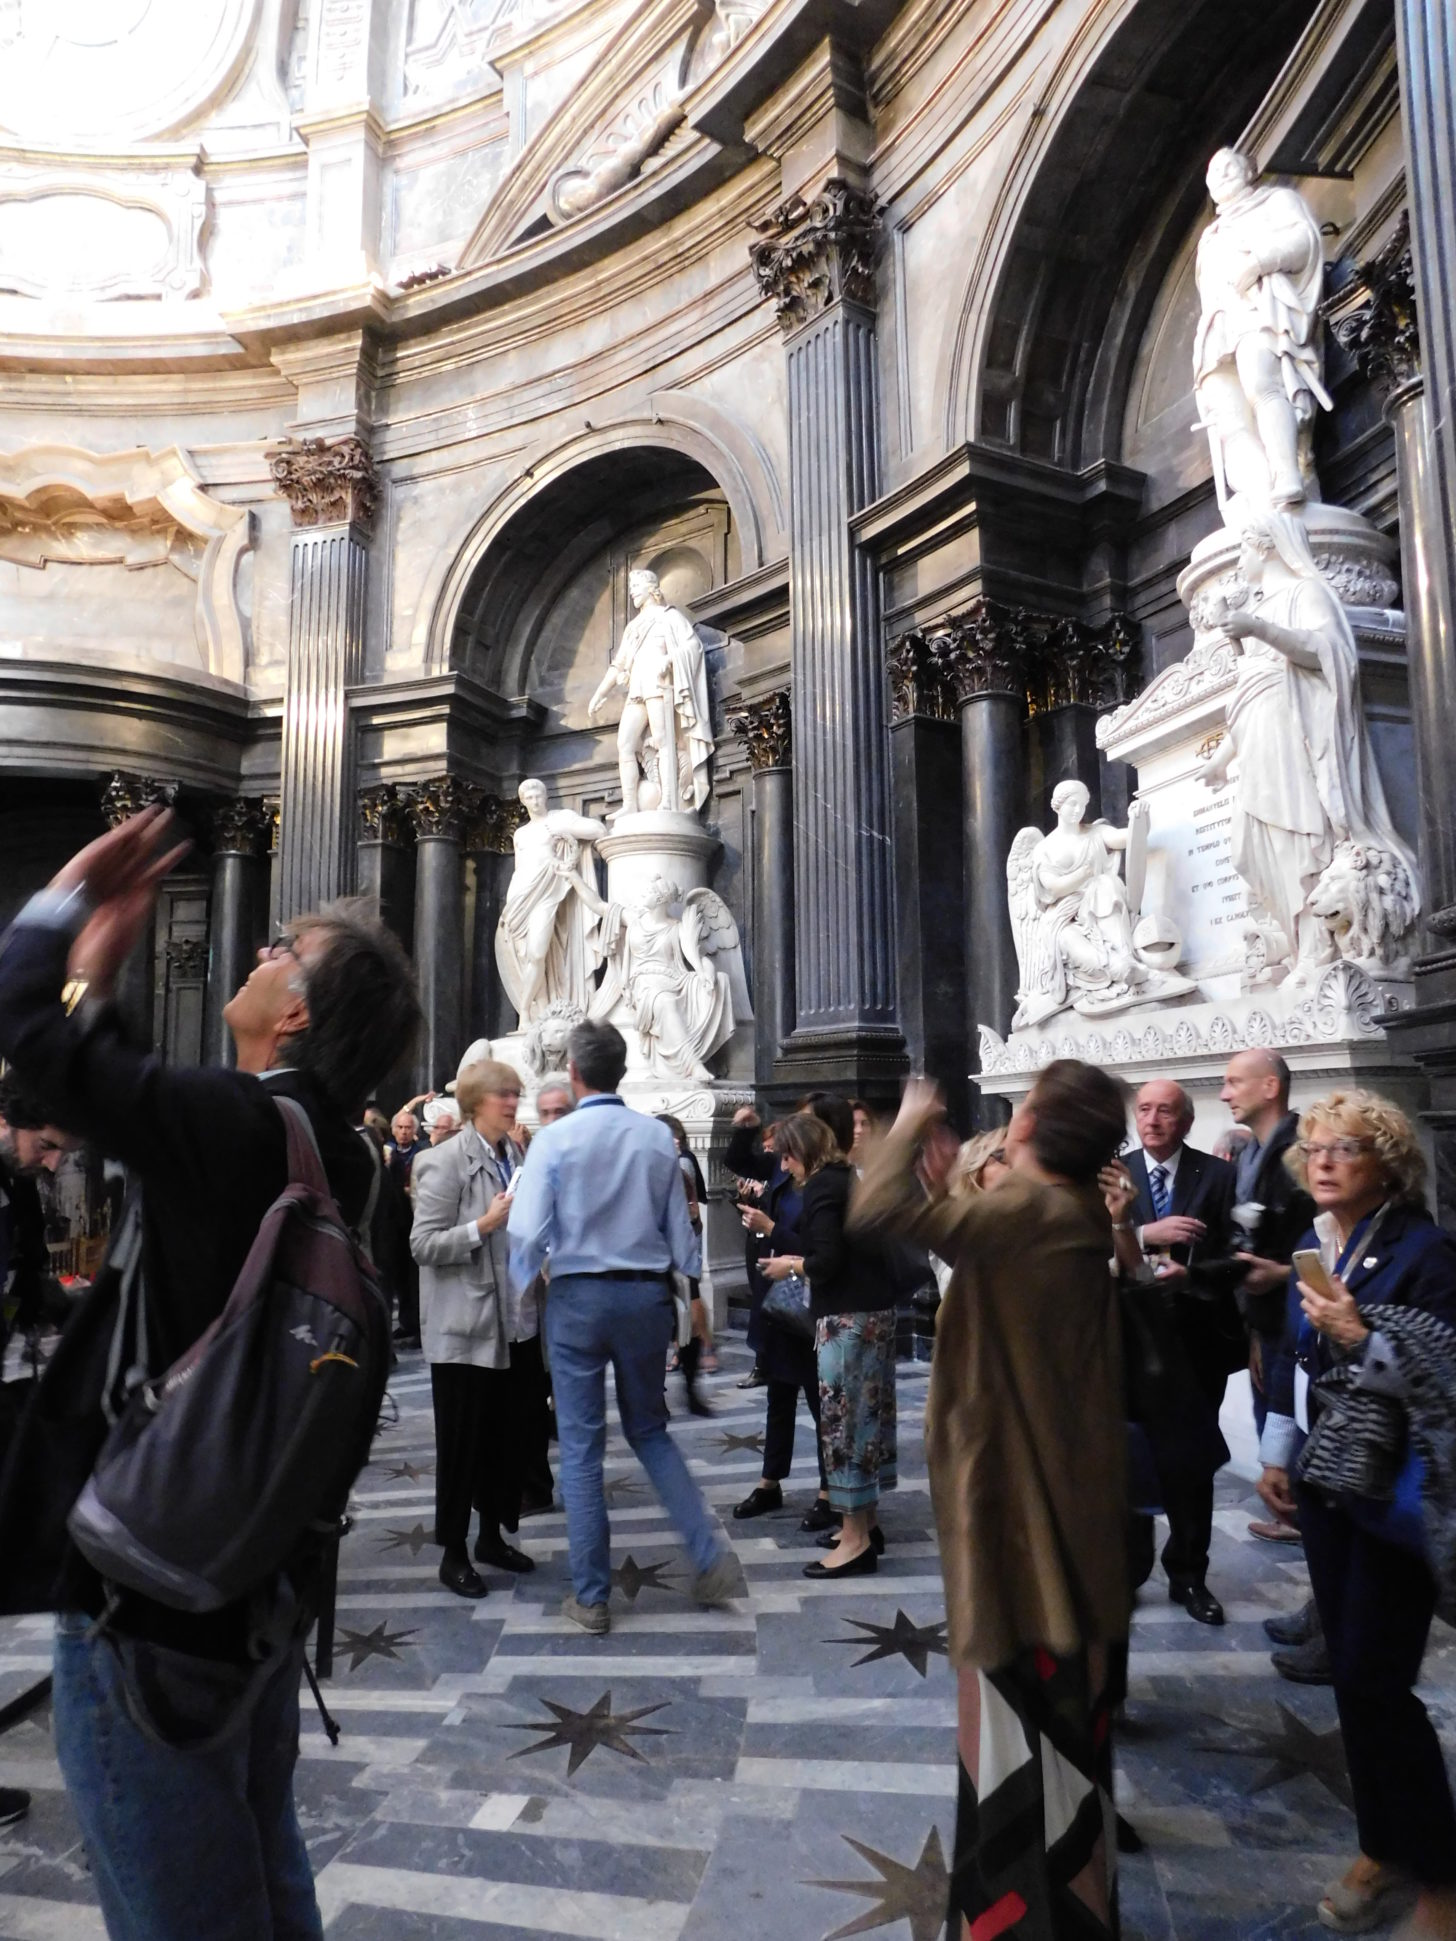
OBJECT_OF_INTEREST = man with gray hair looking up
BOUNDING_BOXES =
[507,1019,733,1631]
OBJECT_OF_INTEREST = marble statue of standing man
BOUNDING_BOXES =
[587,568,714,816]
[495,778,610,1028]
[1194,148,1333,511]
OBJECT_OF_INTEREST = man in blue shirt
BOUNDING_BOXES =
[508,1020,733,1631]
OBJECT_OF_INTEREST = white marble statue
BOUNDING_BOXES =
[1008,780,1194,1029]
[1199,507,1420,984]
[1194,148,1333,512]
[495,778,609,1027]
[591,874,748,1081]
[587,568,713,816]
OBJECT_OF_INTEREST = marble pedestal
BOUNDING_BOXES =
[597,807,716,906]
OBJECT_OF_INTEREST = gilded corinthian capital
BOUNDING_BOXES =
[268,435,378,534]
[748,178,880,333]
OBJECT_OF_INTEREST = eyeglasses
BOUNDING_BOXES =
[1297,1137,1374,1161]
[265,933,300,963]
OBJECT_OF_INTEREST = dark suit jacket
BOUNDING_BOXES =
[1242,1114,1316,1336]
[1124,1143,1243,1384]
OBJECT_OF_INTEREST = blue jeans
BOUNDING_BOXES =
[53,1615,322,1940]
[546,1272,722,1606]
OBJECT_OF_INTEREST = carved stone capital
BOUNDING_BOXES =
[210,795,271,856]
[465,791,527,855]
[1027,612,1140,715]
[748,178,880,334]
[268,435,378,534]
[939,601,1036,705]
[260,796,281,855]
[100,772,177,829]
[357,783,413,846]
[402,775,472,842]
[725,688,792,768]
[1325,212,1420,394]
[886,631,958,723]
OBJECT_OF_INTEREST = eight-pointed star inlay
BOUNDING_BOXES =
[611,1555,680,1602]
[506,1692,671,1777]
[828,1610,949,1678]
[381,1459,433,1482]
[603,1473,645,1506]
[380,1522,432,1557]
[332,1620,420,1672]
[717,1430,765,1454]
[809,1827,949,1941]
[1196,1702,1354,1809]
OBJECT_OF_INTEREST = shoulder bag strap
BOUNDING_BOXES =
[274,1094,331,1199]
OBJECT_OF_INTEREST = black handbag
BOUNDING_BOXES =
[761,1271,814,1340]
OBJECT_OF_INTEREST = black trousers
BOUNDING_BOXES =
[430,1359,524,1554]
[1161,1362,1227,1588]
[1300,1483,1456,1884]
[763,1375,826,1490]
[512,1334,554,1506]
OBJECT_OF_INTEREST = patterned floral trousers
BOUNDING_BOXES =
[815,1308,898,1513]
[951,1641,1126,1938]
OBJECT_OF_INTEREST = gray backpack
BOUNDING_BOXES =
[67,1098,390,1613]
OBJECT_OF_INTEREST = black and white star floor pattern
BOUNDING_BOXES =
[1,1335,1453,1938]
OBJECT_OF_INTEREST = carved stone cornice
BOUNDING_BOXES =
[210,795,271,857]
[100,772,177,829]
[465,791,527,855]
[357,783,413,846]
[402,774,472,842]
[725,687,792,768]
[748,178,880,334]
[1325,212,1420,394]
[268,435,378,534]
[889,604,1140,718]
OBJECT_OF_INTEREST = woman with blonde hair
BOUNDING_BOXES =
[1258,1088,1456,1939]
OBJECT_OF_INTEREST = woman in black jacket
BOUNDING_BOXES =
[762,1111,895,1577]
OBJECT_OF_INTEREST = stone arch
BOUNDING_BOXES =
[940,0,1320,467]
[415,406,783,672]
[0,441,253,684]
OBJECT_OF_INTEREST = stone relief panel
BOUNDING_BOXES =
[0,165,208,301]
[0,0,258,146]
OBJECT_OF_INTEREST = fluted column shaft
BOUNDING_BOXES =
[278,523,366,920]
[405,778,469,1092]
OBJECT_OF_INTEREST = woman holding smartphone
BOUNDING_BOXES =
[1258,1090,1456,1939]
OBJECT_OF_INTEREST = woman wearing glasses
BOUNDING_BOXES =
[1258,1090,1456,1939]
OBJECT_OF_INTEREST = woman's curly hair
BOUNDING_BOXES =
[1285,1087,1427,1207]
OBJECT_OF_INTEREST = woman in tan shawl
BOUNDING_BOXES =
[851,1060,1131,1940]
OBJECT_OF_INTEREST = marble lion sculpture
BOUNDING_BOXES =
[1309,839,1417,979]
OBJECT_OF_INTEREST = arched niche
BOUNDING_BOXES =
[951,0,1320,469]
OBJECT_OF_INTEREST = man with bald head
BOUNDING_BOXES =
[1124,1078,1239,1625]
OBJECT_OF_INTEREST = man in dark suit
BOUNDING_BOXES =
[1124,1079,1239,1625]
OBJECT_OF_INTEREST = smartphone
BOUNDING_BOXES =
[1291,1248,1335,1297]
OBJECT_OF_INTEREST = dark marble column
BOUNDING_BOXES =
[269,436,377,922]
[942,606,1035,1126]
[1332,210,1456,1219]
[883,639,966,1117]
[404,776,469,1092]
[99,772,177,1049]
[356,784,415,954]
[726,690,795,1089]
[750,182,905,1093]
[465,793,525,1045]
[203,796,271,1068]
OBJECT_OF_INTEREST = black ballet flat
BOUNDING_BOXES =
[816,1526,885,1555]
[802,1546,878,1579]
[799,1499,839,1533]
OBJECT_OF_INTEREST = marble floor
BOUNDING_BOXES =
[1,1335,1453,1940]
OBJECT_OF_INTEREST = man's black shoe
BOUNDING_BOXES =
[439,1555,489,1598]
[1264,1597,1321,1648]
[0,1788,29,1828]
[817,1526,885,1556]
[392,1330,421,1350]
[686,1394,715,1416]
[474,1537,534,1573]
[733,1484,783,1520]
[736,1366,767,1388]
[799,1499,839,1533]
[518,1490,555,1518]
[1169,1579,1225,1626]
[1273,1635,1334,1684]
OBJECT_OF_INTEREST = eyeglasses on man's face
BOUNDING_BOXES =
[1297,1137,1374,1162]
[264,934,300,964]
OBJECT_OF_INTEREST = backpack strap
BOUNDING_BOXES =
[274,1095,331,1200]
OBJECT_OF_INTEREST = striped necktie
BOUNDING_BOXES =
[1149,1164,1170,1219]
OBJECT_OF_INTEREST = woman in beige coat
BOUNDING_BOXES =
[852,1060,1131,1941]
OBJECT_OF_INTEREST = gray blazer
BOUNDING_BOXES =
[409,1127,529,1369]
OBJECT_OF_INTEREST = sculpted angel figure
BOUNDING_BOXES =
[1009,780,1193,1029]
[591,874,750,1081]
[1194,148,1333,511]
[495,778,609,1028]
[587,569,714,817]
[1199,506,1420,984]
